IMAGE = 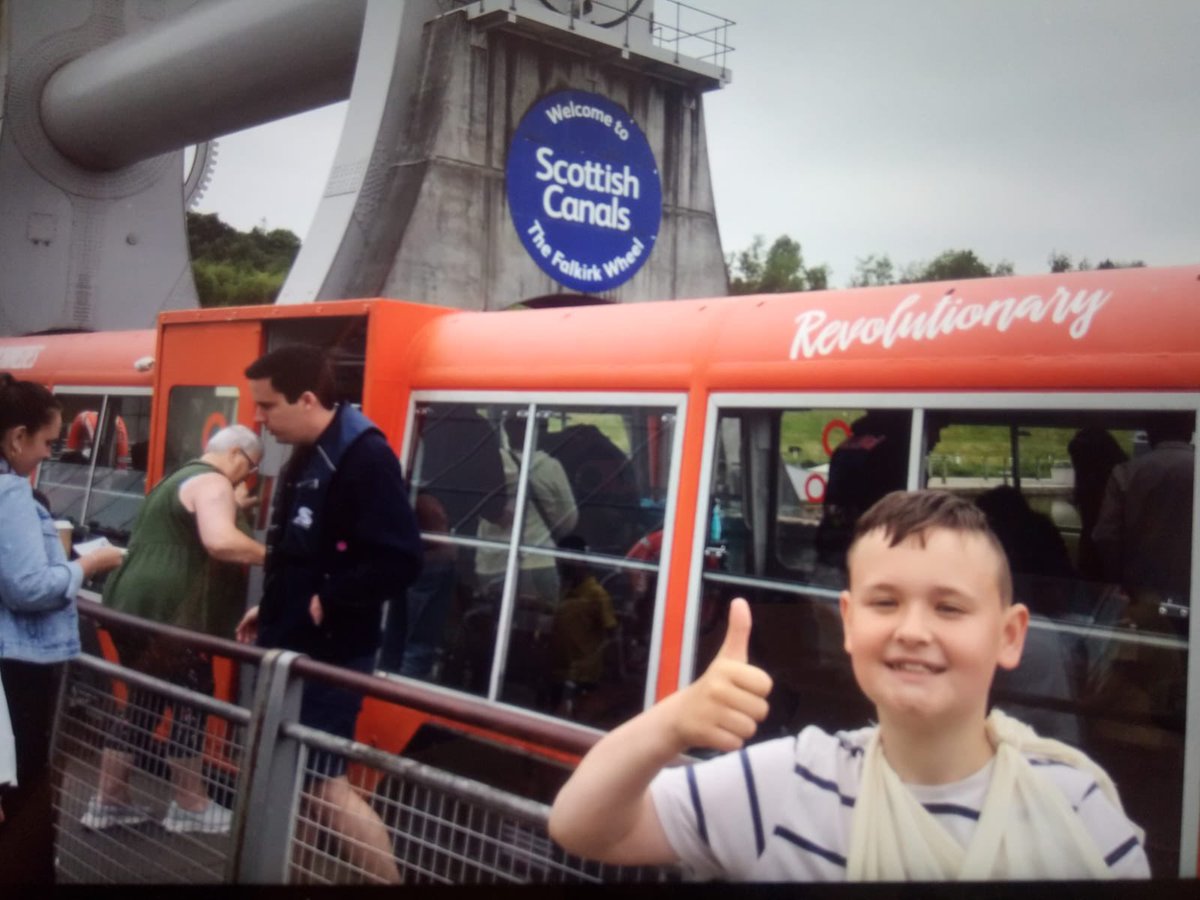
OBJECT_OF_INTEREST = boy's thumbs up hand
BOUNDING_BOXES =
[664,598,773,753]
[719,594,754,663]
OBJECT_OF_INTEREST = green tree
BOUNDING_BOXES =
[900,248,1004,283]
[1047,252,1144,273]
[727,234,828,294]
[1048,251,1075,273]
[849,254,896,287]
[185,212,301,307]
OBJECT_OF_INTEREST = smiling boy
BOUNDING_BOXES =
[549,490,1148,880]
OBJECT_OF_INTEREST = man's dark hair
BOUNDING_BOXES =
[1145,411,1194,447]
[244,345,336,408]
[849,489,1013,604]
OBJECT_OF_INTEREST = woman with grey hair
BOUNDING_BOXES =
[81,424,266,835]
[204,423,261,458]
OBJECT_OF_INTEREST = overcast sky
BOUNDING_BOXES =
[196,0,1200,288]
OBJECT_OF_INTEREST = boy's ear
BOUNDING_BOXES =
[996,601,1030,671]
[839,590,854,654]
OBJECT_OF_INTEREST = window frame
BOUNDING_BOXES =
[401,389,689,715]
[42,385,152,536]
[162,384,241,476]
[693,390,1200,873]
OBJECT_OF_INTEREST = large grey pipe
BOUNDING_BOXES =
[40,0,367,171]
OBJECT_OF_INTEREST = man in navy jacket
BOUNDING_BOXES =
[237,345,421,883]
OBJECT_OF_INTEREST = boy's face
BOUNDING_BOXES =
[839,527,1028,731]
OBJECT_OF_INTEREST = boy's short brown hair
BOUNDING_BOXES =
[848,490,1013,604]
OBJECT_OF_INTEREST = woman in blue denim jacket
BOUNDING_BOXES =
[0,374,123,882]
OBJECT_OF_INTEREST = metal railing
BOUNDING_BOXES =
[649,0,734,68]
[50,595,678,885]
[53,653,248,883]
[455,0,735,75]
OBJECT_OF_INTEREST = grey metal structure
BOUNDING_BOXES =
[39,0,366,171]
[1,0,732,335]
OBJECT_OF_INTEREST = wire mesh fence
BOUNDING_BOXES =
[51,651,249,884]
[282,723,678,885]
[51,601,679,885]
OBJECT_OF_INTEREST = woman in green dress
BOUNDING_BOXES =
[82,424,266,835]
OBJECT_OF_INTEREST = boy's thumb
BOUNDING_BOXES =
[718,597,752,663]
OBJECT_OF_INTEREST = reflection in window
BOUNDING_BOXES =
[497,548,654,729]
[36,393,152,546]
[37,393,100,525]
[695,407,912,743]
[923,412,1192,635]
[707,408,910,588]
[383,399,676,731]
[85,395,151,544]
[405,403,508,537]
[925,408,1192,875]
[164,386,239,476]
[694,402,1192,873]
[482,409,580,609]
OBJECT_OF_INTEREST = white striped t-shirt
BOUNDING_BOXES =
[649,725,1149,881]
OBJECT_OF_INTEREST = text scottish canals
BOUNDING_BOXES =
[789,287,1111,359]
[536,99,641,233]
[535,148,640,231]
[527,221,644,284]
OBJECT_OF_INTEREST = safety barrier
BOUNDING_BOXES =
[50,594,678,885]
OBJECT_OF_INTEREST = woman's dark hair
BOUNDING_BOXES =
[0,372,62,438]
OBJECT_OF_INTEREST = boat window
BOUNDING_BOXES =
[388,398,678,732]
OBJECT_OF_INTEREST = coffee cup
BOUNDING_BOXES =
[55,520,73,557]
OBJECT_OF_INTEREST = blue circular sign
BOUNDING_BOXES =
[507,90,661,293]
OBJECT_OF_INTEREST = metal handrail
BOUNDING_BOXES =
[292,655,601,757]
[453,0,735,69]
[79,591,265,664]
[77,590,603,758]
